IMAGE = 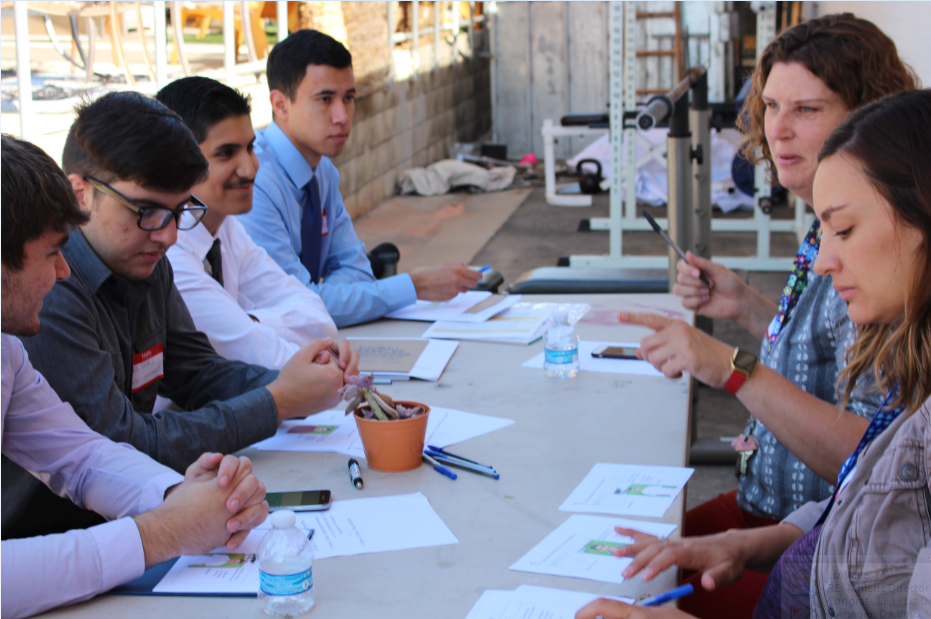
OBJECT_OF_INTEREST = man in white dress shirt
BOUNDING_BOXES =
[156,77,340,369]
[0,135,269,618]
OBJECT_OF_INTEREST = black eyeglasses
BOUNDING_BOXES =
[83,176,208,231]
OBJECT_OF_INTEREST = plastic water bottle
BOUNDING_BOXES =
[544,308,579,378]
[257,510,315,617]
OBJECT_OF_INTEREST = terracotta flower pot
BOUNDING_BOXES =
[354,401,431,472]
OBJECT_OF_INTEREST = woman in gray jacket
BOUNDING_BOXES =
[578,89,931,619]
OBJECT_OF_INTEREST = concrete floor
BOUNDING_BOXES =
[358,186,797,511]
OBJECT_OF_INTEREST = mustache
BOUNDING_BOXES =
[225,177,255,189]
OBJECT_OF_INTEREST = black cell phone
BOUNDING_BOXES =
[266,490,332,512]
[591,345,639,360]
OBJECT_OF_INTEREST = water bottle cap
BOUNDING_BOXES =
[554,308,569,323]
[271,509,296,529]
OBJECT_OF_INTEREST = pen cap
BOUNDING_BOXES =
[271,510,296,529]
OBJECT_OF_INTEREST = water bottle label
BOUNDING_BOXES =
[259,567,313,596]
[545,348,578,365]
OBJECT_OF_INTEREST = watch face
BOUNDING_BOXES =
[733,349,758,373]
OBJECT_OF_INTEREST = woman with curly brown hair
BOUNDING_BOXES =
[616,14,919,617]
[586,87,931,619]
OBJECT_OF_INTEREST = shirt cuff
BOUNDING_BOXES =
[88,517,147,592]
[780,498,829,535]
[379,273,418,314]
[139,470,185,512]
[230,385,280,443]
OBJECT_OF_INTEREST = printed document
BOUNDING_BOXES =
[153,493,457,594]
[559,463,694,518]
[509,515,676,584]
[347,337,458,381]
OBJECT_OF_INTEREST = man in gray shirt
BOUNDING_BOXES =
[3,92,357,539]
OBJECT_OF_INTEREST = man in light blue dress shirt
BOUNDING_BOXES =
[240,30,481,327]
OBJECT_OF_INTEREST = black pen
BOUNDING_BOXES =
[348,458,364,489]
[642,211,713,289]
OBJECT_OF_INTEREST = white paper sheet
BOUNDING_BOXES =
[559,463,694,518]
[509,515,677,584]
[387,291,492,321]
[464,587,635,619]
[347,337,459,381]
[153,493,458,594]
[252,407,514,460]
[522,341,663,377]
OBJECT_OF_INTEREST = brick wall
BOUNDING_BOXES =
[333,58,491,220]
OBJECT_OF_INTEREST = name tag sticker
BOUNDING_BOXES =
[321,207,329,237]
[132,343,164,392]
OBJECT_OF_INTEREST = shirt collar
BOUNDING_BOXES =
[63,227,159,297]
[62,228,114,294]
[261,121,315,190]
[176,219,220,261]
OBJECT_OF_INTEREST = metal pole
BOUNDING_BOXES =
[276,0,288,42]
[468,0,475,58]
[14,1,32,141]
[609,2,624,259]
[623,1,637,223]
[411,0,419,80]
[690,71,711,261]
[666,92,693,292]
[452,0,460,64]
[153,2,169,87]
[433,0,440,70]
[223,1,236,84]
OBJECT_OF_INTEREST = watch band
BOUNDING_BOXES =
[724,370,749,395]
[724,347,757,395]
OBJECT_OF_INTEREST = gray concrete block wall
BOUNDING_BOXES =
[333,57,492,219]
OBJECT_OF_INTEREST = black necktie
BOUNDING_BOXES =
[205,238,224,287]
[300,176,323,284]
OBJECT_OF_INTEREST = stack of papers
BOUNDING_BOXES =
[152,493,458,595]
[509,515,677,584]
[348,337,458,381]
[559,463,694,518]
[423,302,591,346]
[465,585,634,619]
[387,291,522,323]
[252,406,515,460]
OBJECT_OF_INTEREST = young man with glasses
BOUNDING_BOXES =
[239,30,483,328]
[6,92,358,539]
[155,77,338,370]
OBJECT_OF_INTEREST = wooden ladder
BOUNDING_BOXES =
[634,2,684,96]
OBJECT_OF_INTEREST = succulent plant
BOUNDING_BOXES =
[339,373,426,421]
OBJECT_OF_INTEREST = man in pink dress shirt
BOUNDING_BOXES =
[0,135,269,618]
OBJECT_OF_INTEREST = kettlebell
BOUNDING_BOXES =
[576,159,603,195]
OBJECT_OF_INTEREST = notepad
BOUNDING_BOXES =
[347,337,457,381]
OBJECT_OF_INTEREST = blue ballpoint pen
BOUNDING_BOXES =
[426,445,494,469]
[422,453,457,480]
[638,583,694,607]
[424,450,500,479]
[478,264,492,272]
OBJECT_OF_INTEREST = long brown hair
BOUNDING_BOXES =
[820,90,931,415]
[738,14,918,184]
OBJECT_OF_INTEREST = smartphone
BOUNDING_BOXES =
[266,490,332,512]
[591,345,639,360]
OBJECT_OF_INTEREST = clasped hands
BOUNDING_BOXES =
[136,452,268,569]
[269,336,361,422]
